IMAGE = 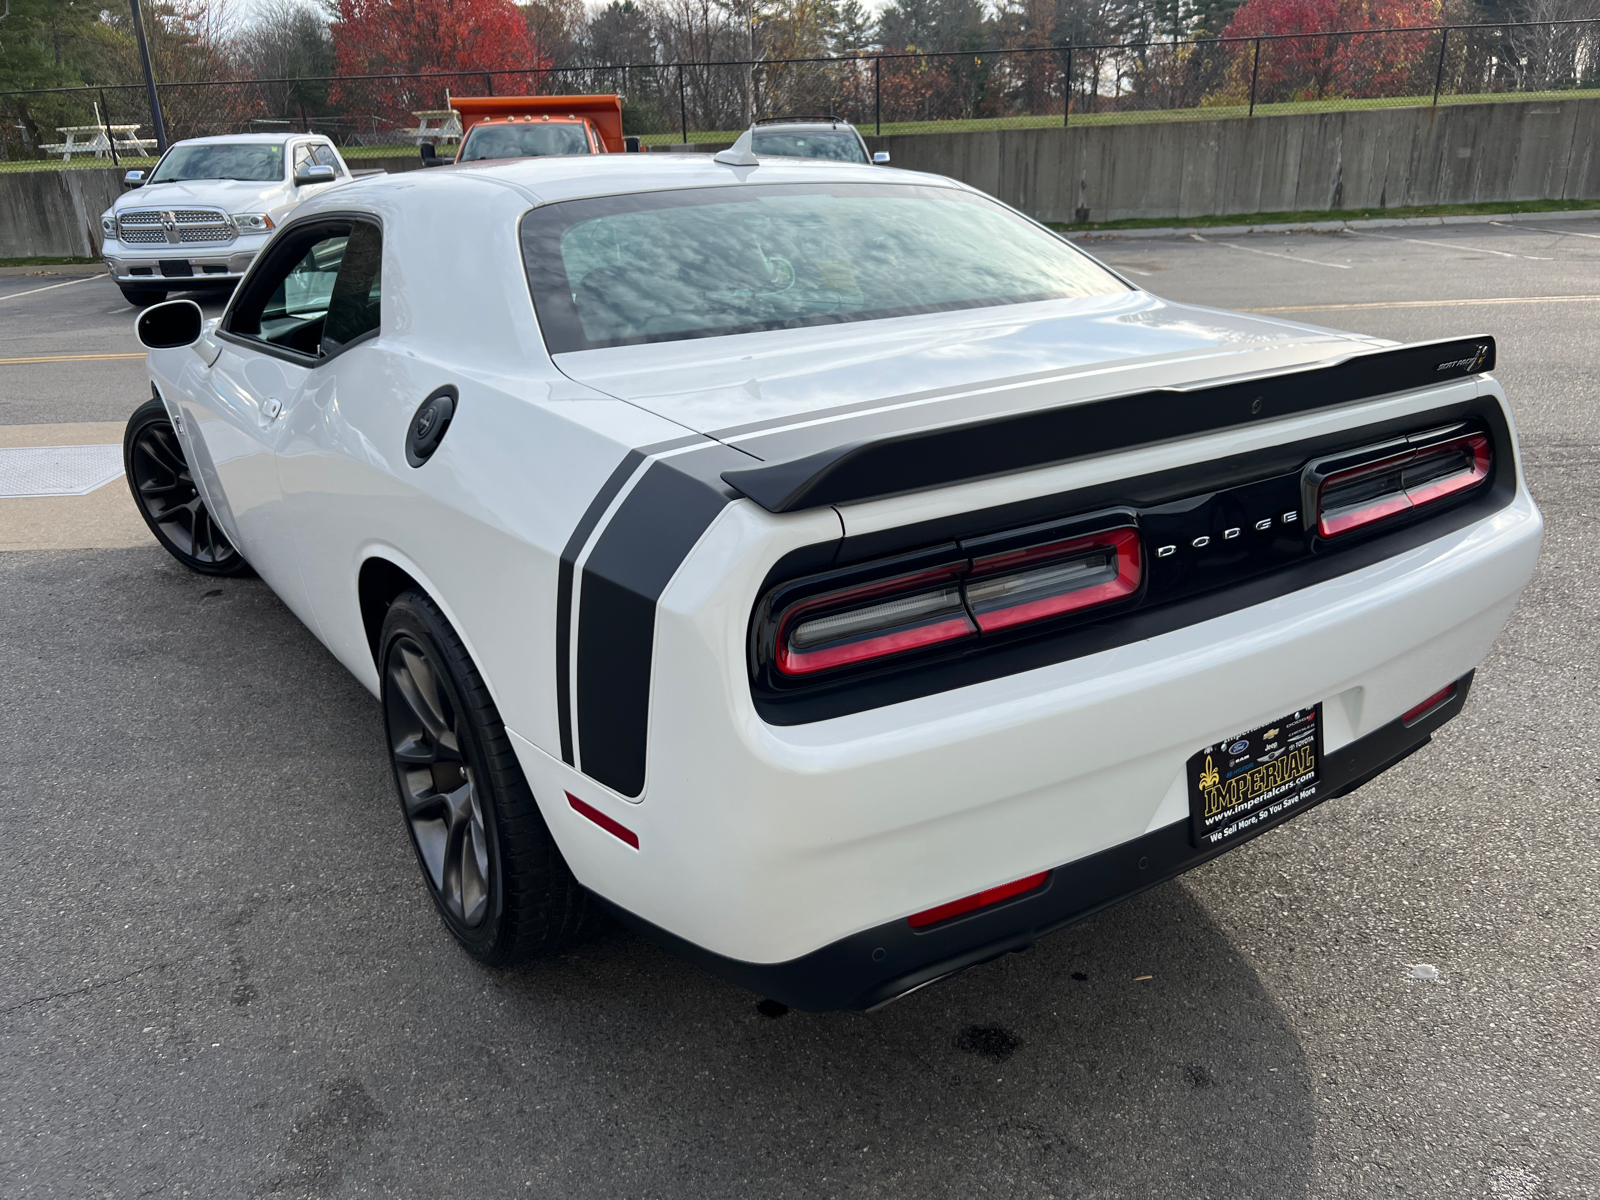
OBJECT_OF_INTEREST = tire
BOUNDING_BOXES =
[123,397,250,576]
[118,284,167,306]
[380,589,593,965]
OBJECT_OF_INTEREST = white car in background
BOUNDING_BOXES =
[749,117,889,165]
[122,141,1540,1011]
[101,132,354,307]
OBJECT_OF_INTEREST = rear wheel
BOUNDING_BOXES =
[124,397,249,576]
[118,284,167,306]
[380,589,593,965]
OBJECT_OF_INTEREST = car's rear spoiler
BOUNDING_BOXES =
[450,94,626,153]
[721,335,1495,514]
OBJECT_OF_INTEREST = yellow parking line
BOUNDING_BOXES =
[0,352,146,365]
[1248,295,1600,312]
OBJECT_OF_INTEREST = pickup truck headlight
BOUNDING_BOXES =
[101,215,115,236]
[232,213,275,232]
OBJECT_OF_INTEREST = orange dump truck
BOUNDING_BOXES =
[419,94,639,166]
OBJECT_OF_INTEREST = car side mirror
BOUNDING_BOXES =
[624,136,642,152]
[135,299,204,349]
[123,170,145,189]
[420,143,437,164]
[295,163,336,186]
[873,151,891,164]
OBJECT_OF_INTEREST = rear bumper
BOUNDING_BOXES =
[598,672,1474,1011]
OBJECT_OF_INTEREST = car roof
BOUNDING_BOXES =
[752,121,863,135]
[337,153,959,209]
[170,133,330,147]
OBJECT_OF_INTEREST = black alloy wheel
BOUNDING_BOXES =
[380,590,592,965]
[123,397,250,576]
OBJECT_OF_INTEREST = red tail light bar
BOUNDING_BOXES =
[1307,427,1491,539]
[771,520,1143,678]
[759,422,1495,684]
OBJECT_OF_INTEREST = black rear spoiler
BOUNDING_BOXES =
[721,335,1495,514]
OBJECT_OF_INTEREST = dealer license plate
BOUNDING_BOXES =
[1188,705,1323,848]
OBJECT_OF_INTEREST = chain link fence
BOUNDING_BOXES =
[2,18,1596,172]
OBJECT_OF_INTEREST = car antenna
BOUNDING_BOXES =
[714,125,759,167]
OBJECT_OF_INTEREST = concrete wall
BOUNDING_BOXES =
[869,97,1600,223]
[0,156,421,261]
[5,99,1597,258]
[0,167,126,259]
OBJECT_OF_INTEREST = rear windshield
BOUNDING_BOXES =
[150,143,283,183]
[520,183,1126,352]
[459,123,591,162]
[751,130,868,163]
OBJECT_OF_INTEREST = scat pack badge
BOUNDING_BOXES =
[1436,343,1490,374]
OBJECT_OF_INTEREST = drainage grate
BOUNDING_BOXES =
[0,444,125,498]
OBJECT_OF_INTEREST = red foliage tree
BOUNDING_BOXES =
[330,0,549,126]
[1222,0,1441,101]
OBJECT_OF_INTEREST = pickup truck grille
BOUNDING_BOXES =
[117,207,237,246]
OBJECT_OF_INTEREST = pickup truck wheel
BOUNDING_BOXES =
[118,284,167,306]
[381,589,593,966]
[124,397,250,576]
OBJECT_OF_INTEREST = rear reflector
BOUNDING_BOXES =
[966,527,1142,633]
[1316,431,1491,538]
[567,792,639,848]
[908,871,1050,928]
[1401,683,1457,726]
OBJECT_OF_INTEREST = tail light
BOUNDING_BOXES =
[767,518,1142,679]
[776,565,975,676]
[966,528,1141,633]
[1309,428,1491,539]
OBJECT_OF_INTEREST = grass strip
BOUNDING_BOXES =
[0,255,102,267]
[1045,197,1600,233]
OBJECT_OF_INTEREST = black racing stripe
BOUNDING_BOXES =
[556,449,645,765]
[576,458,735,797]
[721,335,1496,512]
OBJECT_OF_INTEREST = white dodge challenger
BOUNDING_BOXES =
[124,144,1542,1010]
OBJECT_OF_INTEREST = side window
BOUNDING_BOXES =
[224,220,380,359]
[322,222,382,350]
[292,144,312,175]
[311,144,342,174]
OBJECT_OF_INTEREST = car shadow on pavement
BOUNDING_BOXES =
[1,545,1313,1200]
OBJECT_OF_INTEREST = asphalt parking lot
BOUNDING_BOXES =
[2,218,1597,1199]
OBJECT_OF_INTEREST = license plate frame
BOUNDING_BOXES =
[1188,705,1323,849]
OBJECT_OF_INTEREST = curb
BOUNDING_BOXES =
[1065,207,1600,241]
[0,262,106,278]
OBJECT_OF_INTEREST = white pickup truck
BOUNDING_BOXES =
[100,132,357,307]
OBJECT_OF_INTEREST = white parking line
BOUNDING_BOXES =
[1247,295,1600,312]
[1190,233,1351,269]
[1346,229,1551,261]
[0,274,103,302]
[1490,221,1600,241]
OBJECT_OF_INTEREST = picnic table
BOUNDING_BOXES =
[38,123,157,161]
[401,110,461,145]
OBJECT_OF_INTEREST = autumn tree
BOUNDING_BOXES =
[1220,0,1441,100]
[330,0,545,120]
